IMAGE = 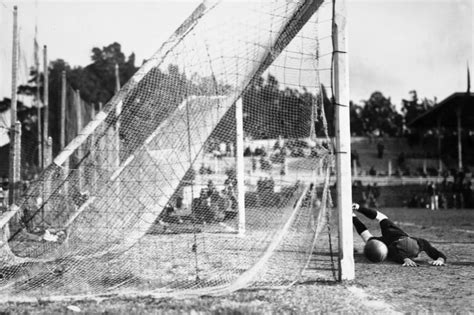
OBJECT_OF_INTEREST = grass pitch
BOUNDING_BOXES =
[0,207,472,313]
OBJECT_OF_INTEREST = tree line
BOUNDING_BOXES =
[1,42,437,177]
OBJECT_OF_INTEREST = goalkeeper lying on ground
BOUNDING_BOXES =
[352,203,447,267]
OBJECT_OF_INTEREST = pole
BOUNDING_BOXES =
[43,136,52,220]
[59,71,70,209]
[43,137,53,168]
[75,90,83,133]
[75,90,84,190]
[9,122,21,204]
[456,106,462,170]
[9,6,18,128]
[43,45,49,159]
[115,63,120,93]
[35,26,42,169]
[333,0,354,280]
[436,116,442,172]
[235,98,245,235]
[8,6,19,205]
[60,71,66,150]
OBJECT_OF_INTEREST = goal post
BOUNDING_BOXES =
[235,97,246,235]
[333,0,355,281]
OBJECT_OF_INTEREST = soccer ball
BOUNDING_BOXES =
[364,239,388,262]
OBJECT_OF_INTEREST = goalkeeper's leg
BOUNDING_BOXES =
[352,203,408,244]
[352,212,373,243]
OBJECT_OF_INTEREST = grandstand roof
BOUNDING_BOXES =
[407,92,474,129]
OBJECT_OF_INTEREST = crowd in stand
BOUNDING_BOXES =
[350,143,447,178]
[352,181,381,208]
[406,169,473,209]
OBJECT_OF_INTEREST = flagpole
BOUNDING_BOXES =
[8,6,20,205]
[35,24,42,169]
[43,45,49,158]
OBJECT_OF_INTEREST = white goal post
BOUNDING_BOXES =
[333,0,355,281]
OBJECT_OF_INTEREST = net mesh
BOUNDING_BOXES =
[0,0,341,300]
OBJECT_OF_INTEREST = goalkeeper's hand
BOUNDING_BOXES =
[402,258,418,267]
[430,257,445,266]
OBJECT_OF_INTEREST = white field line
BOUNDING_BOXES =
[346,285,402,314]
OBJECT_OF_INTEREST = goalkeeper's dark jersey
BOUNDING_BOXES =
[371,234,447,264]
[353,214,447,264]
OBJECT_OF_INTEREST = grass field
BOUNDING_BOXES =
[0,207,472,314]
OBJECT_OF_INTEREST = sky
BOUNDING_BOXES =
[348,0,472,105]
[1,0,473,107]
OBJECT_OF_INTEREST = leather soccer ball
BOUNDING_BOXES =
[364,239,388,262]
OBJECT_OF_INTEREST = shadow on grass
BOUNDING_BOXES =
[449,261,474,266]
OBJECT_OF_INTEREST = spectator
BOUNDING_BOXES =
[440,193,448,210]
[426,181,439,210]
[445,179,454,209]
[257,178,264,193]
[207,180,218,198]
[372,183,381,205]
[251,157,257,172]
[351,150,361,167]
[260,156,271,171]
[462,180,472,209]
[280,163,286,176]
[244,147,252,156]
[176,195,183,210]
[419,196,427,209]
[407,194,420,208]
[0,187,5,210]
[397,152,406,169]
[377,141,385,159]
[454,171,464,209]
[219,142,227,157]
[254,147,266,156]
[369,166,377,176]
[224,181,237,210]
[365,183,378,208]
[367,131,374,144]
[199,164,206,175]
[192,189,214,223]
[439,178,448,210]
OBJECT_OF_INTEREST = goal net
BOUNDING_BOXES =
[0,0,342,300]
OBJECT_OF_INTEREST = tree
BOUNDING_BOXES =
[401,90,435,125]
[16,63,46,174]
[359,91,403,137]
[349,101,364,136]
[69,42,138,106]
[240,74,334,140]
[45,44,138,156]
